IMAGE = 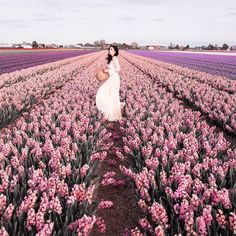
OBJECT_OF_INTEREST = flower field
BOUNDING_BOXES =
[128,50,236,80]
[0,49,98,75]
[0,50,235,235]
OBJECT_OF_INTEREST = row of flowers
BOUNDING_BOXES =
[0,54,85,89]
[123,52,236,134]
[0,52,113,235]
[0,51,103,129]
[128,50,236,82]
[0,50,98,76]
[129,52,236,94]
[116,52,236,235]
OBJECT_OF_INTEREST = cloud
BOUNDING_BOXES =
[153,17,166,22]
[0,16,70,24]
[31,16,69,22]
[13,24,29,28]
[118,15,135,21]
[72,8,81,12]
[226,12,236,16]
[118,0,169,5]
[226,7,236,10]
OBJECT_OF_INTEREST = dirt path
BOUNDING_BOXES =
[89,119,142,236]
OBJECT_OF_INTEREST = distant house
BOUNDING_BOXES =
[147,45,165,50]
[147,45,155,50]
[0,43,14,48]
[38,44,46,48]
[120,43,129,49]
[75,44,83,48]
[13,44,23,48]
[45,44,58,48]
[230,45,236,50]
[22,43,33,48]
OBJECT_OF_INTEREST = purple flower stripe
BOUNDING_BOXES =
[0,50,98,74]
[128,50,236,80]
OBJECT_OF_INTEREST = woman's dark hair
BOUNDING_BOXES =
[106,45,119,64]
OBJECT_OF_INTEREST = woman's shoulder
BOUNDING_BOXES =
[112,56,119,60]
[112,56,119,63]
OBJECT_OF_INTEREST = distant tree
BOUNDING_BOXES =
[207,44,214,50]
[84,43,94,47]
[186,45,190,49]
[41,44,45,48]
[131,42,138,49]
[222,43,229,50]
[32,41,38,48]
[94,40,100,46]
[168,42,174,49]
[175,44,179,49]
[100,39,106,45]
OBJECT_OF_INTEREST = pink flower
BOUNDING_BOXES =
[149,202,168,226]
[39,192,49,214]
[119,165,135,179]
[16,189,38,216]
[90,151,107,162]
[196,216,207,236]
[155,225,165,236]
[103,171,116,179]
[184,211,194,234]
[101,177,116,186]
[3,203,14,221]
[115,150,125,160]
[80,164,89,177]
[0,226,9,236]
[95,217,106,233]
[229,212,236,234]
[0,193,7,214]
[139,218,152,231]
[36,220,54,236]
[0,171,9,193]
[68,183,86,204]
[130,227,144,236]
[138,199,148,213]
[216,209,226,229]
[202,205,212,226]
[145,157,159,171]
[190,194,201,210]
[85,184,95,204]
[98,200,114,209]
[35,211,45,231]
[68,214,97,236]
[26,208,36,231]
[107,159,117,165]
[49,196,62,215]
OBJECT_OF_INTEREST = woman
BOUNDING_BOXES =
[96,45,125,121]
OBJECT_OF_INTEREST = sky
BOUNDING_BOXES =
[0,0,235,47]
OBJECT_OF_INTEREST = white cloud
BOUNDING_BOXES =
[0,0,235,46]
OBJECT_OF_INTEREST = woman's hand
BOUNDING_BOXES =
[103,68,109,73]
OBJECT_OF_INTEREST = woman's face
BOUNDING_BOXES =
[108,46,116,56]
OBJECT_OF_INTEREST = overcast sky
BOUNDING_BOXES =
[0,0,235,47]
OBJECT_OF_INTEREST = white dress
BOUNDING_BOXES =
[96,56,124,121]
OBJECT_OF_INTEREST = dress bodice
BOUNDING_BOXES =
[108,57,120,75]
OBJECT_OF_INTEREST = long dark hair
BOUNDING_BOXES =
[106,45,119,64]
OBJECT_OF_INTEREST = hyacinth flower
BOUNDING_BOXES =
[0,51,111,235]
[118,51,236,235]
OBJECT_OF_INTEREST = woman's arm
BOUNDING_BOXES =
[113,57,121,72]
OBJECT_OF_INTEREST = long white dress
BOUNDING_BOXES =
[96,56,123,121]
